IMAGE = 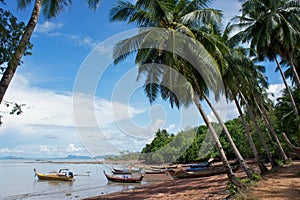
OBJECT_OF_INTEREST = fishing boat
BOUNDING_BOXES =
[168,161,240,179]
[103,170,144,183]
[112,169,132,175]
[112,167,141,173]
[150,165,178,170]
[34,168,74,181]
[144,169,167,174]
[282,132,300,159]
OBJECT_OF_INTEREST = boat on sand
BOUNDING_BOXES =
[103,170,144,183]
[168,161,240,179]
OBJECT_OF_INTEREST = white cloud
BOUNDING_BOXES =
[66,34,98,49]
[267,83,285,103]
[0,147,23,153]
[0,74,148,157]
[40,145,50,153]
[35,21,63,34]
[166,124,175,132]
[66,143,82,152]
[150,119,165,133]
[34,21,98,49]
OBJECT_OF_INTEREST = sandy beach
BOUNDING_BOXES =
[84,160,300,200]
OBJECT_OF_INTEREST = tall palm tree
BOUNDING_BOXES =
[110,0,243,187]
[221,24,270,172]
[231,0,300,116]
[0,0,101,104]
[194,23,254,178]
[251,86,289,161]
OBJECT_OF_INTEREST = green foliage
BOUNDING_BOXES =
[276,87,300,146]
[0,7,32,71]
[227,181,238,196]
[105,150,140,161]
[250,173,262,182]
[140,129,174,163]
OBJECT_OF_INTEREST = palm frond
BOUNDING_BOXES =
[87,0,101,10]
[42,0,72,19]
[17,0,32,9]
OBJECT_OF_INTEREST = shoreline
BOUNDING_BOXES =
[84,161,300,200]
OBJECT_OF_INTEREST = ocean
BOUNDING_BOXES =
[0,159,143,200]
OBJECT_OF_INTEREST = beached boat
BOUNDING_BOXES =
[103,170,144,183]
[112,169,132,175]
[113,167,141,173]
[150,165,178,170]
[282,132,300,159]
[34,168,74,181]
[144,169,167,174]
[168,162,240,179]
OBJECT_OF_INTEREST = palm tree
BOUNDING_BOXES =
[231,0,300,116]
[276,87,300,137]
[110,0,243,187]
[221,25,270,173]
[0,0,101,104]
[193,24,254,178]
[251,87,289,162]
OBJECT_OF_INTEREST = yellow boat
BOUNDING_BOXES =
[34,168,74,181]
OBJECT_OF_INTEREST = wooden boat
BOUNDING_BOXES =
[144,169,166,174]
[150,165,178,170]
[113,167,141,173]
[112,169,132,175]
[282,132,300,159]
[103,170,144,183]
[34,168,74,181]
[168,162,240,179]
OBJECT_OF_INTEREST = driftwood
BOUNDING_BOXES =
[282,133,300,159]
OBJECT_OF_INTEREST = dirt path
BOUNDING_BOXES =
[245,161,300,200]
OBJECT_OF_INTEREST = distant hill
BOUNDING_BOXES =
[0,156,24,159]
[0,154,117,160]
[63,154,117,160]
[63,155,93,159]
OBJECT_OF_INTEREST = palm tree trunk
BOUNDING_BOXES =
[0,0,42,104]
[275,57,298,116]
[193,94,243,188]
[255,102,289,162]
[204,94,254,178]
[239,91,278,168]
[233,96,269,174]
[290,61,300,89]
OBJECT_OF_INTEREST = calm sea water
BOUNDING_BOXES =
[0,159,144,200]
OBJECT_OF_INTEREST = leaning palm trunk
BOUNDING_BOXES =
[193,94,243,188]
[275,57,299,116]
[0,0,42,104]
[239,91,278,168]
[255,101,289,162]
[204,94,254,178]
[289,59,300,89]
[233,96,268,173]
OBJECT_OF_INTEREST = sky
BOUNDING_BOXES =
[0,0,285,158]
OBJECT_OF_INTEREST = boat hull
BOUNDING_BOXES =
[168,162,240,179]
[35,172,74,181]
[103,170,143,183]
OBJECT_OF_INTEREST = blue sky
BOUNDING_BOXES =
[0,0,285,158]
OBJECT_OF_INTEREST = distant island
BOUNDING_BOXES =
[0,154,116,160]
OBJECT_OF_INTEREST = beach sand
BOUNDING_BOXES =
[84,161,300,200]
